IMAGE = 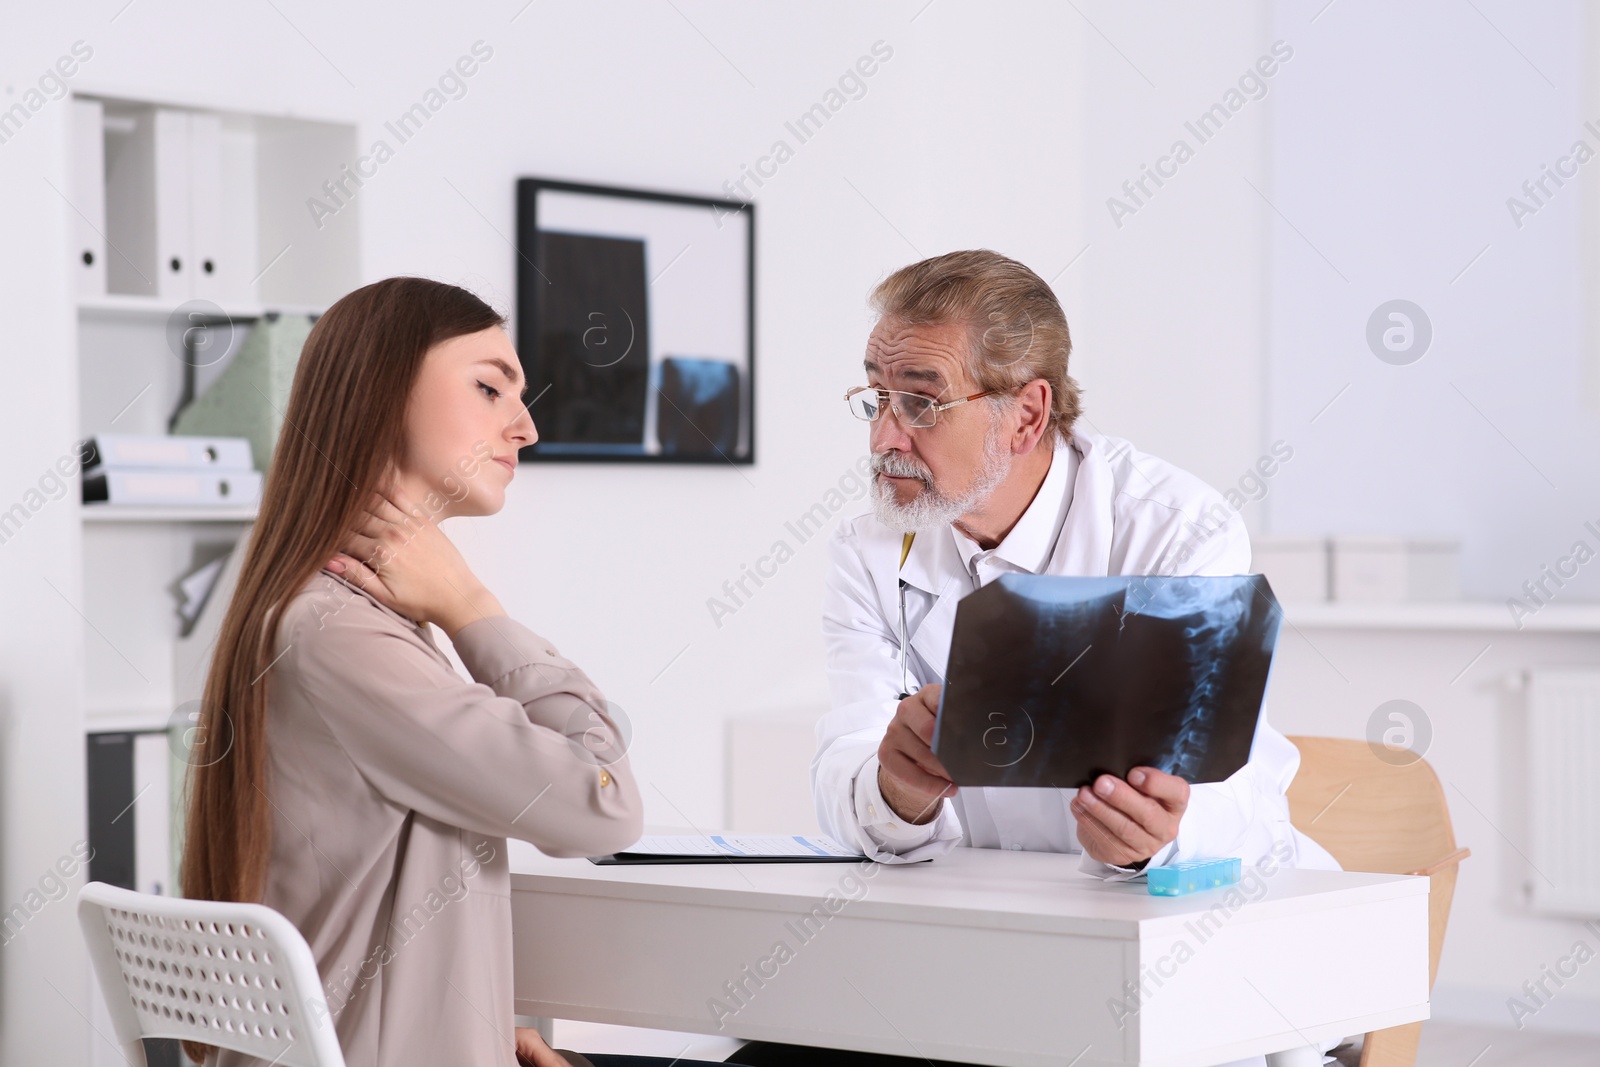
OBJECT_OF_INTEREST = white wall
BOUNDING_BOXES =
[0,42,90,1066]
[1076,2,1274,498]
[1259,0,1600,1029]
[1264,0,1600,602]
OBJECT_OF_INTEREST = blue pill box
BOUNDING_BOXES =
[1146,857,1243,896]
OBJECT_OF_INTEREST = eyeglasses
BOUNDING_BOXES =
[843,385,1000,429]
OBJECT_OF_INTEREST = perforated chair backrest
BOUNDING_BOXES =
[78,881,346,1067]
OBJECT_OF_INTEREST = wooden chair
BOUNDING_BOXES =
[1284,736,1470,1067]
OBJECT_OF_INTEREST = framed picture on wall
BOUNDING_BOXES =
[514,177,755,464]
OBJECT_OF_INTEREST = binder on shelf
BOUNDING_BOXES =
[153,108,191,301]
[172,313,315,472]
[103,105,191,300]
[90,103,242,310]
[175,526,251,714]
[70,98,107,298]
[86,729,183,1067]
[175,554,228,636]
[86,730,172,897]
[103,106,154,298]
[187,110,226,304]
[83,467,261,507]
[80,432,254,473]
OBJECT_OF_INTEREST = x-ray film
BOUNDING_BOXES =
[931,574,1281,788]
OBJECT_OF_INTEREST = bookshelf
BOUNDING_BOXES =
[66,91,361,1067]
[81,505,259,523]
[71,91,360,728]
[77,293,330,321]
[1280,600,1600,633]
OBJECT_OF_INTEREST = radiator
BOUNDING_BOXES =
[1528,669,1600,917]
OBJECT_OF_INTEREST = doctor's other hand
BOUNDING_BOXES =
[327,477,504,637]
[877,683,957,825]
[1069,767,1189,868]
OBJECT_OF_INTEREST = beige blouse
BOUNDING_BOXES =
[213,568,643,1067]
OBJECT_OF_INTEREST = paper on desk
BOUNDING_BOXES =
[623,834,857,858]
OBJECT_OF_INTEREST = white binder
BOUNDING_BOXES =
[70,98,107,297]
[102,107,152,297]
[152,107,191,300]
[104,106,191,299]
[132,733,172,897]
[84,729,176,1067]
[83,468,262,507]
[81,432,254,471]
[188,110,226,304]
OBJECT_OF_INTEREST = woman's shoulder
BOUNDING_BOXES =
[275,569,432,655]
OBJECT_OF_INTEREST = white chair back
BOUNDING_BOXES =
[77,881,346,1067]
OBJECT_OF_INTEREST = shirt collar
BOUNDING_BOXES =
[319,567,427,633]
[951,434,1076,578]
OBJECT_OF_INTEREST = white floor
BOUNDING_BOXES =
[548,1019,1598,1065]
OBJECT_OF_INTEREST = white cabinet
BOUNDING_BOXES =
[67,91,362,1067]
[74,96,359,311]
[72,91,360,719]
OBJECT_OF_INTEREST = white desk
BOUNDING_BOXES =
[508,842,1429,1067]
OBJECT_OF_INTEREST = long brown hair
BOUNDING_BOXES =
[178,277,504,1061]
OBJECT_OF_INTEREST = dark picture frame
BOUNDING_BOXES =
[514,177,755,464]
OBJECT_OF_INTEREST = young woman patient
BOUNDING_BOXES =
[180,277,725,1067]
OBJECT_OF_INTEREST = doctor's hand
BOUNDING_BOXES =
[327,474,505,638]
[1069,767,1189,868]
[877,683,957,825]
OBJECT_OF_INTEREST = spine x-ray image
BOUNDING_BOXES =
[931,574,1281,788]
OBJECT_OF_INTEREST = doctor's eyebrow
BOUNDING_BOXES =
[863,359,946,389]
[477,357,532,400]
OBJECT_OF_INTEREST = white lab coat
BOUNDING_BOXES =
[812,427,1341,883]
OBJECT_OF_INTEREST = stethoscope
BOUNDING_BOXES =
[897,532,915,699]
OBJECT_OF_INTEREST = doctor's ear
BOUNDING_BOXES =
[1008,378,1053,453]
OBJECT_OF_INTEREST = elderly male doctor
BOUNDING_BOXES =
[812,249,1338,889]
[787,252,1347,1067]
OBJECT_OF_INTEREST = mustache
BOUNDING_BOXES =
[870,451,932,484]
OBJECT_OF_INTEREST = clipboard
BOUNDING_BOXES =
[588,833,864,865]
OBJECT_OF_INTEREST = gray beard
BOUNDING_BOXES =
[869,422,1013,534]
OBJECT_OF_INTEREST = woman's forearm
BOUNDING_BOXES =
[435,583,507,639]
